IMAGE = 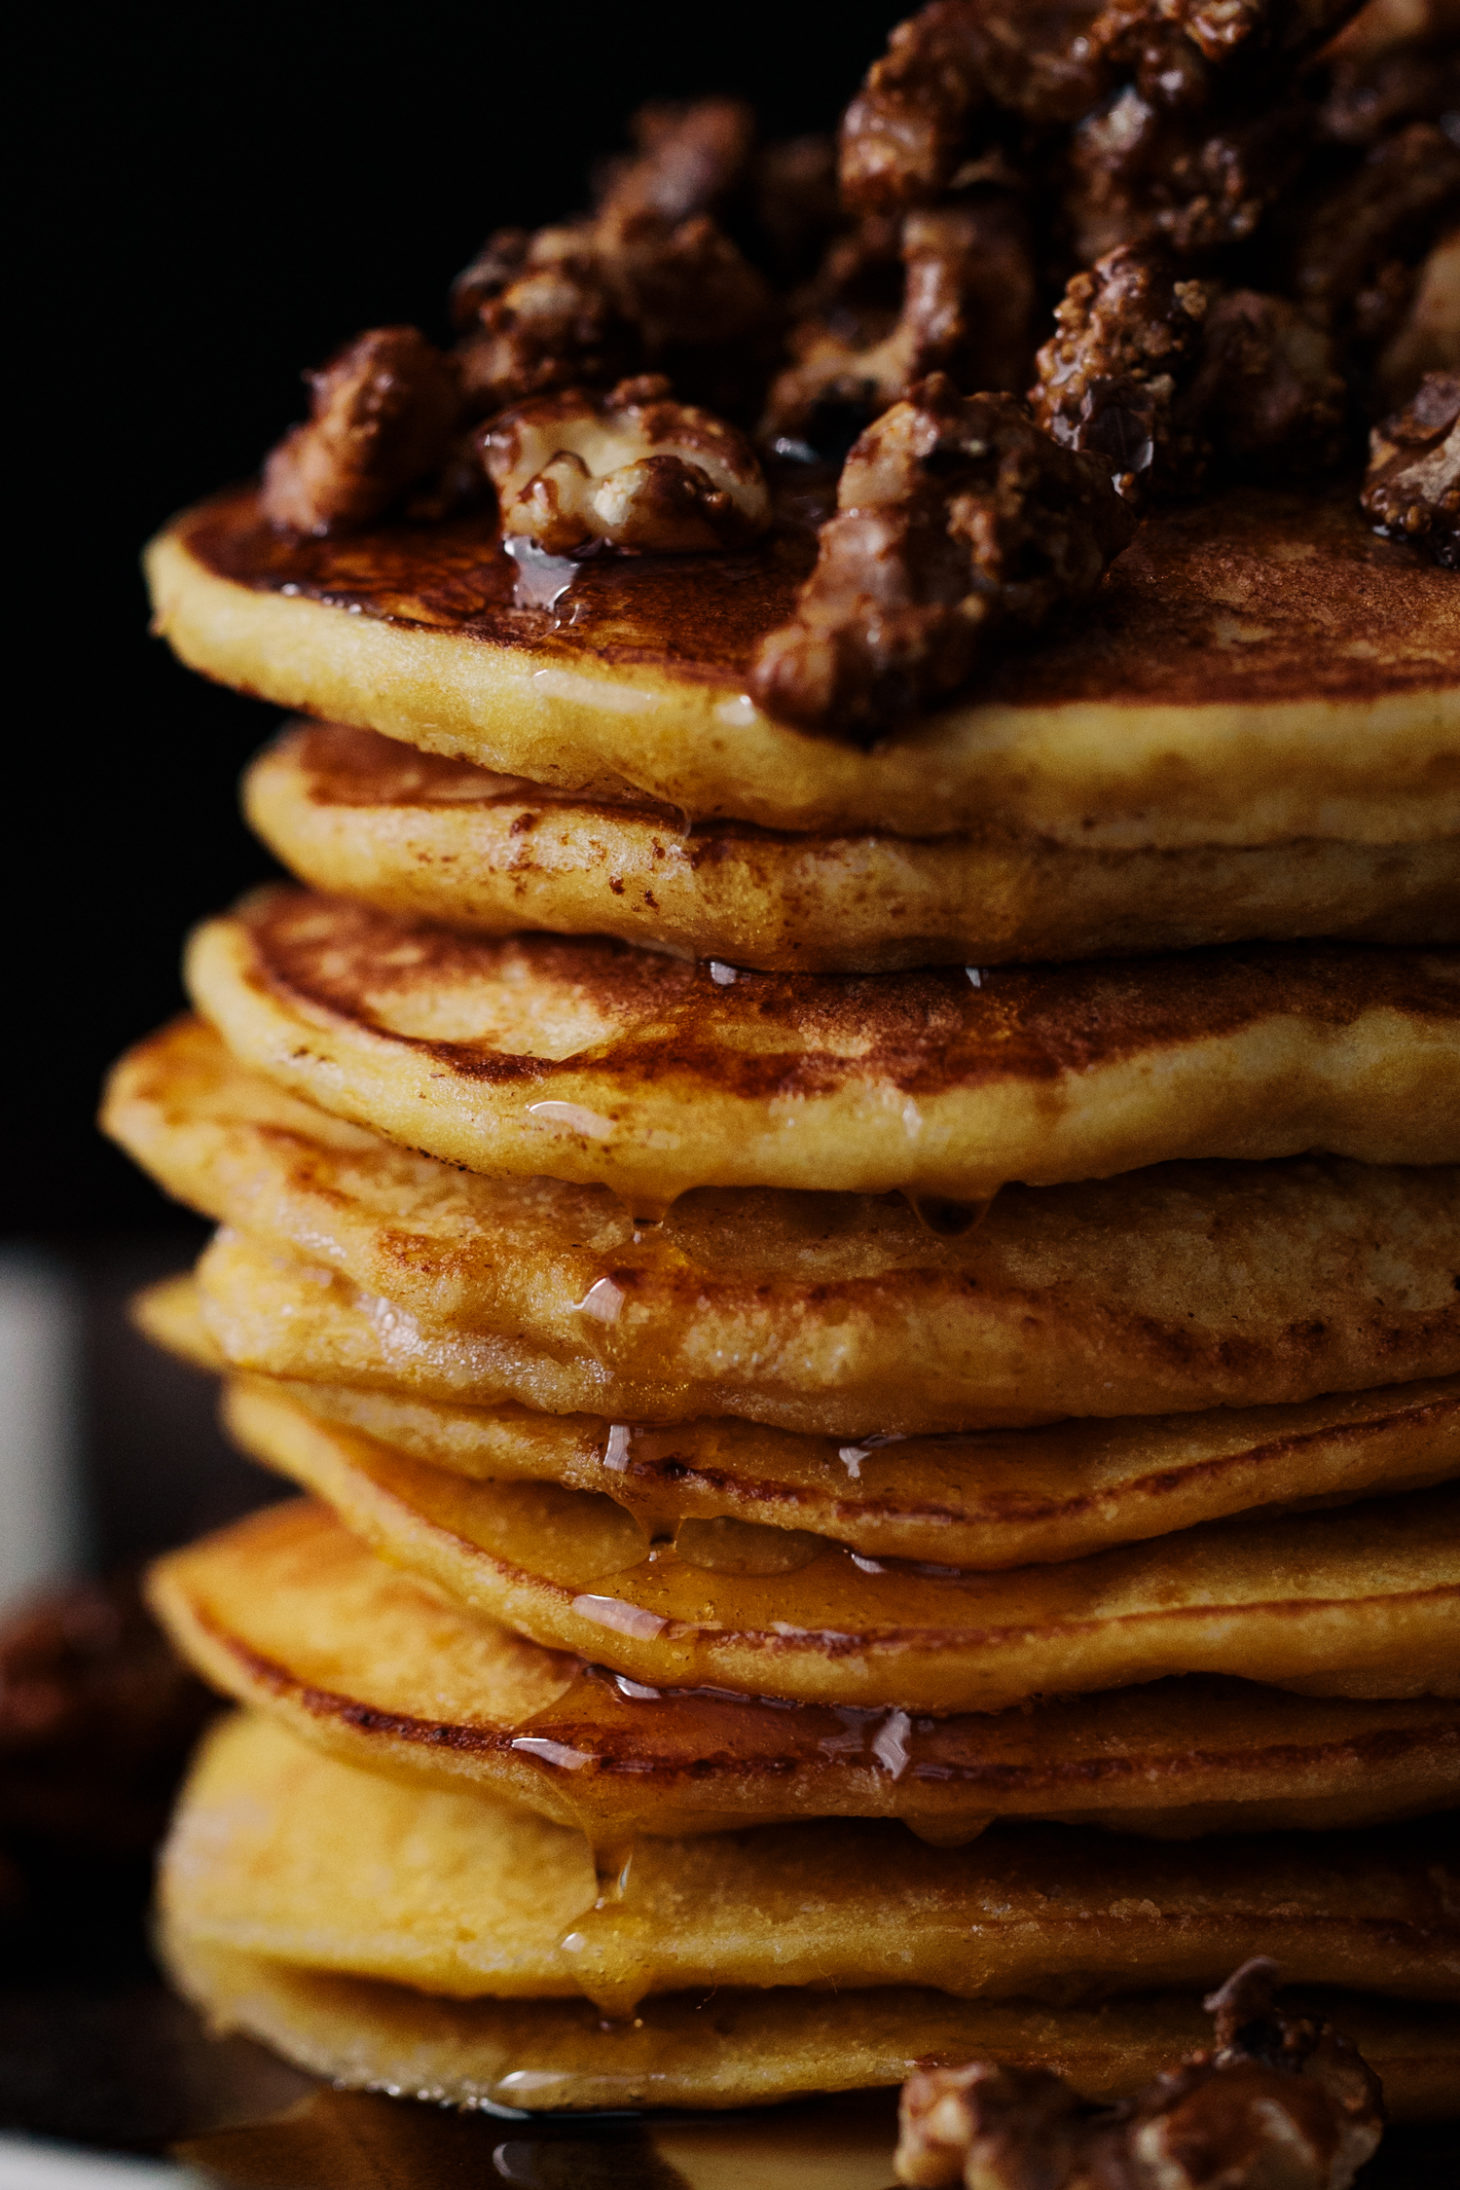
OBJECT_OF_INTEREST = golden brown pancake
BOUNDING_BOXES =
[162,1715,1459,2019]
[245,722,1460,973]
[185,890,1460,1199]
[111,1020,1460,1436]
[146,486,1460,843]
[221,1397,1460,1714]
[185,1183,1460,1439]
[142,1274,1460,1566]
[147,1503,1460,1840]
[162,1931,1460,2117]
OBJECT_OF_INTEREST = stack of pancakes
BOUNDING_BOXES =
[103,478,1460,2117]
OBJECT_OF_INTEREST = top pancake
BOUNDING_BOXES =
[147,484,1460,843]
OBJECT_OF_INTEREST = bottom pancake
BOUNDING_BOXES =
[148,1503,1460,1840]
[164,1715,1458,2020]
[165,1932,1460,2118]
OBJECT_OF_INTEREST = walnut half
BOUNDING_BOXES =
[478,375,770,555]
[1361,367,1460,565]
[894,1958,1384,2190]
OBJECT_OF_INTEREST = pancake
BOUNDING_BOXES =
[145,485,1460,845]
[183,1185,1460,1437]
[221,1397,1460,1714]
[245,722,1460,974]
[163,1931,1460,2117]
[184,891,1460,1199]
[141,1276,1460,1566]
[112,1019,1460,1435]
[147,1502,1460,1840]
[162,1714,1459,2019]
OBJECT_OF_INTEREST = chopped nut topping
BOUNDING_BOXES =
[260,327,462,535]
[839,4,1109,215]
[480,375,771,555]
[750,375,1135,740]
[1375,226,1460,407]
[1320,0,1460,146]
[451,100,774,423]
[1361,366,1460,563]
[249,0,1455,731]
[1,1575,212,1856]
[1034,247,1349,496]
[766,196,1038,447]
[1292,119,1460,361]
[1190,287,1350,469]
[454,227,636,417]
[593,97,756,226]
[894,1958,1384,2190]
[1032,244,1214,497]
[1065,81,1311,260]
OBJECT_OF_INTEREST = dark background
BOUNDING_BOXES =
[9,0,899,1239]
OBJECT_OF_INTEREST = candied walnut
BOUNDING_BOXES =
[260,327,461,535]
[1361,367,1460,562]
[766,195,1038,447]
[454,225,637,417]
[1375,227,1460,405]
[1321,0,1460,144]
[894,1958,1383,2190]
[1294,120,1460,354]
[750,376,1135,742]
[594,98,756,226]
[839,3,1109,215]
[0,1574,212,1855]
[1031,244,1213,497]
[451,99,774,424]
[479,374,770,555]
[1187,288,1351,468]
[1066,83,1310,260]
[752,134,843,281]
[895,2062,1088,2187]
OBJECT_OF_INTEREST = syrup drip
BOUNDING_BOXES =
[837,1432,909,1481]
[905,1193,995,1238]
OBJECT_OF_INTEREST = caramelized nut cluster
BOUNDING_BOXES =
[750,375,1135,741]
[1361,367,1460,564]
[255,0,1458,740]
[894,1959,1384,2190]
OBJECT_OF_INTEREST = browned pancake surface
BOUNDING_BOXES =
[234,888,1457,1102]
[181,484,1454,714]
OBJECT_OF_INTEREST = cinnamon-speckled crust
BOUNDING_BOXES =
[240,721,1460,972]
[181,888,1460,1201]
[147,485,1460,841]
[148,1502,1460,1840]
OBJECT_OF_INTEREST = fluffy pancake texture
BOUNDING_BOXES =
[163,1715,1460,2017]
[245,723,1460,973]
[187,1198,1460,1439]
[218,1393,1460,1713]
[110,1024,1460,1433]
[184,890,1460,1198]
[147,486,1460,843]
[142,1280,1460,1566]
[162,1933,1460,2117]
[147,1503,1460,1841]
